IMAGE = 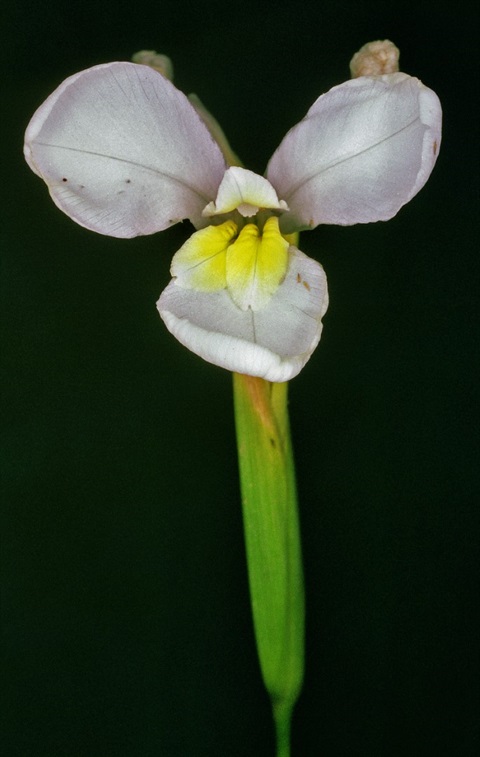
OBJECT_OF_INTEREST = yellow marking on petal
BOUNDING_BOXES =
[170,220,238,291]
[226,216,289,311]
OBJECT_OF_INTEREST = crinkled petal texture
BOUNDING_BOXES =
[24,62,227,237]
[158,247,328,382]
[266,73,442,234]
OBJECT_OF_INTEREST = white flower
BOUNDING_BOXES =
[24,61,441,381]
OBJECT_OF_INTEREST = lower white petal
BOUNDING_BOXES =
[157,247,328,382]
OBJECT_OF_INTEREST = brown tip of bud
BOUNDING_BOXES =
[350,40,400,78]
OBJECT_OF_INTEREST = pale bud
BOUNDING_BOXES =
[131,50,174,80]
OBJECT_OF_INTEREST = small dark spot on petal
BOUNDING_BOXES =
[62,177,68,182]
[125,179,131,184]
[296,273,301,283]
[302,280,311,291]
[433,140,438,156]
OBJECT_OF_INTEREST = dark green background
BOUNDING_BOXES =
[2,1,478,754]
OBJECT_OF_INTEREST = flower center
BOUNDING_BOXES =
[170,166,291,311]
[170,215,289,311]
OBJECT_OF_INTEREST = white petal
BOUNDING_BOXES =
[157,247,328,382]
[24,62,227,238]
[202,166,289,218]
[266,73,442,233]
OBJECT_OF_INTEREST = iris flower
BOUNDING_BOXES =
[24,60,441,381]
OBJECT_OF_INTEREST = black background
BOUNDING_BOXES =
[2,1,478,754]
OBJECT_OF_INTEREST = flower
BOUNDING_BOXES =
[24,59,441,381]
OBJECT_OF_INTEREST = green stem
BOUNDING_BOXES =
[274,699,293,757]
[233,373,304,756]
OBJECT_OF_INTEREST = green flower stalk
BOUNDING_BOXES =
[233,373,303,756]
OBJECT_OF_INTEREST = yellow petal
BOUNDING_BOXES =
[170,220,238,291]
[226,216,289,311]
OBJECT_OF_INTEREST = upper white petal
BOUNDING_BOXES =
[202,166,289,218]
[266,73,442,233]
[24,62,227,238]
[157,246,328,382]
